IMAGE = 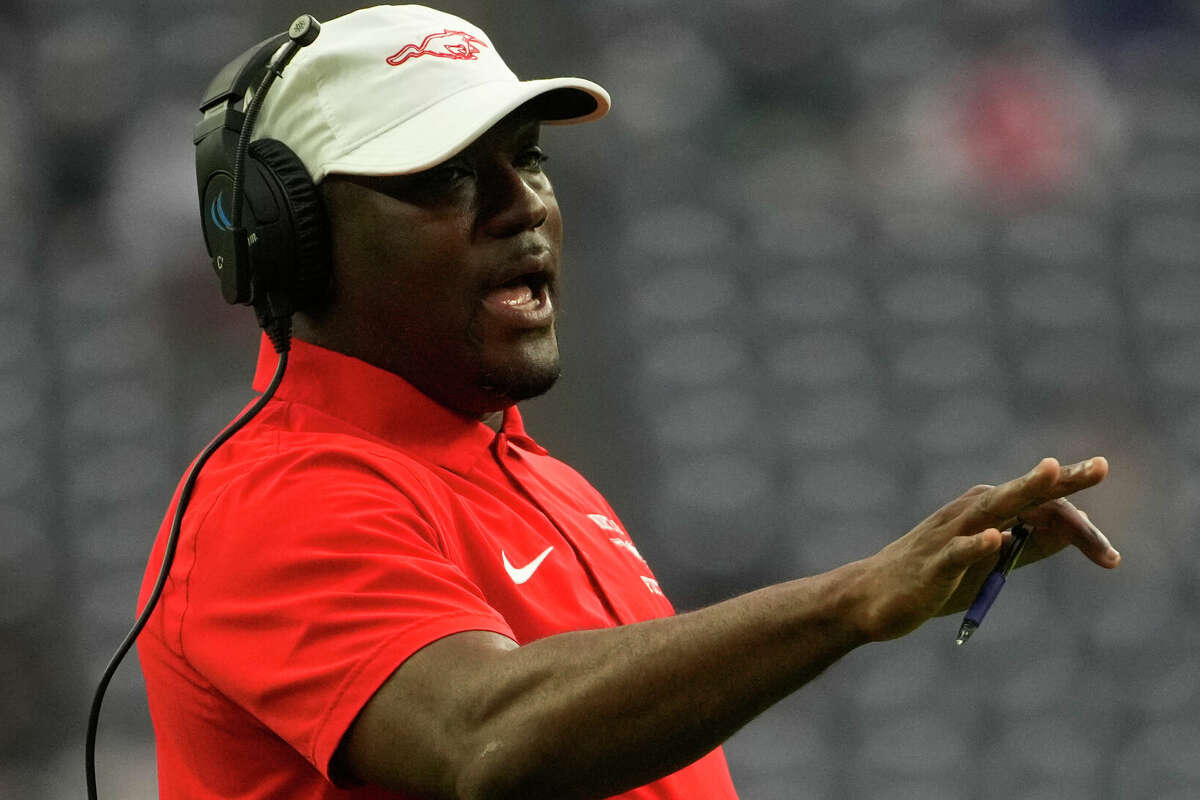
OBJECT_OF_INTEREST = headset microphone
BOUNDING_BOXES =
[85,16,322,800]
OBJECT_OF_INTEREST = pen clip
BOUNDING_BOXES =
[1002,523,1033,577]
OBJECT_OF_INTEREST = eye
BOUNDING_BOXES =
[426,160,475,185]
[517,146,549,172]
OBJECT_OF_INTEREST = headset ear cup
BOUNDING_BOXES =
[247,138,331,312]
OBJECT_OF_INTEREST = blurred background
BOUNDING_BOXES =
[3,0,1200,797]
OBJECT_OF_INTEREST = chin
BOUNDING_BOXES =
[476,333,563,406]
[479,357,562,407]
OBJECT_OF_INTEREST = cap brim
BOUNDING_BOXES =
[316,77,610,181]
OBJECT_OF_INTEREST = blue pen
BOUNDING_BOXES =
[956,523,1033,646]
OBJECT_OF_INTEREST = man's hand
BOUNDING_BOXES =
[848,457,1116,642]
[336,456,1117,798]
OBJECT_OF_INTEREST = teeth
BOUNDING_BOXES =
[502,285,534,305]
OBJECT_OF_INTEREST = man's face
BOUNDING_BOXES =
[314,108,564,418]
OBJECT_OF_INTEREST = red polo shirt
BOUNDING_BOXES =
[137,336,739,799]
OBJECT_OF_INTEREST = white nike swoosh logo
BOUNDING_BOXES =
[502,546,554,585]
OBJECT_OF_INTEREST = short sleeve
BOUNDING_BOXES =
[176,446,515,781]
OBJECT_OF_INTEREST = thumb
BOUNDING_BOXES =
[940,528,1004,578]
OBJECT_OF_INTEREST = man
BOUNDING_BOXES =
[138,6,1121,799]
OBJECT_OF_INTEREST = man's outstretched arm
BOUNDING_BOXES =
[334,456,1117,800]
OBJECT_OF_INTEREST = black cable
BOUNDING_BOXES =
[85,348,289,799]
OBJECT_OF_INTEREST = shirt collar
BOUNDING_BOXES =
[251,335,547,474]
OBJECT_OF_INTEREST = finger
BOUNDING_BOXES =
[1035,455,1107,498]
[1022,498,1121,568]
[940,527,1004,577]
[928,483,993,528]
[961,456,1107,531]
[959,458,1061,530]
[1055,455,1109,494]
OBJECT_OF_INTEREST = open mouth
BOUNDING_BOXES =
[482,268,549,307]
[482,270,554,326]
[489,271,548,307]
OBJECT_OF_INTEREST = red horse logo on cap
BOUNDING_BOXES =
[386,29,488,66]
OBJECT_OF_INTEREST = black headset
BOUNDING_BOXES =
[85,16,323,799]
[194,12,331,347]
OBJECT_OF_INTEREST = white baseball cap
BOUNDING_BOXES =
[252,4,611,183]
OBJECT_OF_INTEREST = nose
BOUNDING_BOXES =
[479,164,550,238]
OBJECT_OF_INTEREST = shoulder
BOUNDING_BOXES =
[186,422,462,549]
[217,399,451,492]
[259,433,455,511]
